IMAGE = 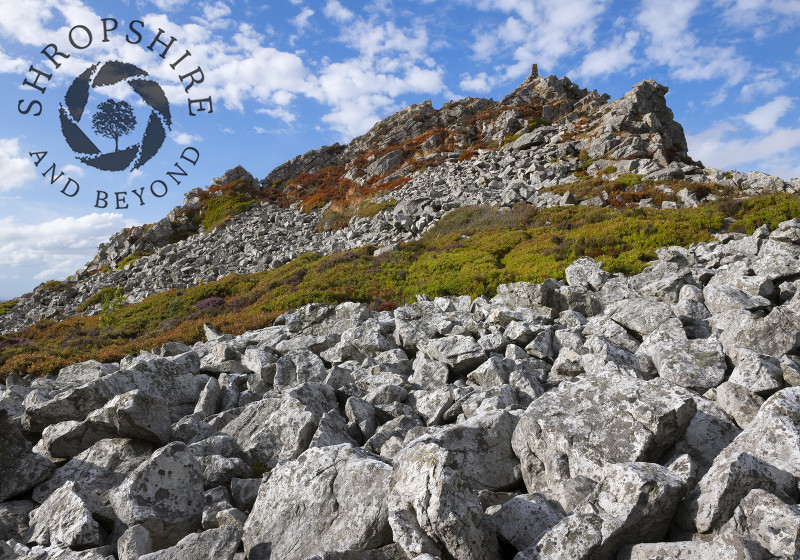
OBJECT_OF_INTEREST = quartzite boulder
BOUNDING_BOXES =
[0,410,54,501]
[512,371,696,491]
[111,442,204,549]
[243,444,393,560]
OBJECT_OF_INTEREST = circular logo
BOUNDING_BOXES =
[59,60,172,172]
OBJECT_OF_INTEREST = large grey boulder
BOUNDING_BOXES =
[606,297,674,336]
[243,444,393,560]
[618,535,769,560]
[42,390,171,458]
[22,356,201,433]
[56,360,118,387]
[389,437,500,560]
[703,284,771,314]
[521,462,686,560]
[718,307,800,358]
[492,280,562,318]
[418,335,487,374]
[691,387,800,532]
[720,488,800,559]
[25,481,101,549]
[139,526,241,560]
[512,371,696,491]
[0,410,55,501]
[728,348,784,396]
[367,148,404,177]
[487,494,564,551]
[33,438,155,518]
[221,382,336,467]
[405,410,521,491]
[0,500,35,541]
[111,442,204,549]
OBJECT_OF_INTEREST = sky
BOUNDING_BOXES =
[1,0,800,301]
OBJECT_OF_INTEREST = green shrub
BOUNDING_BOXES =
[77,286,125,312]
[202,194,254,231]
[0,299,19,317]
[617,173,644,187]
[99,287,126,329]
[115,251,151,269]
[357,199,397,218]
[42,280,68,292]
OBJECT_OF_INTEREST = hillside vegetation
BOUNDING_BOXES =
[1,187,797,381]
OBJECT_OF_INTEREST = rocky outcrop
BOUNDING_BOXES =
[4,69,799,336]
[2,215,799,558]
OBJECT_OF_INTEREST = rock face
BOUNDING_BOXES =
[243,444,393,560]
[2,68,800,559]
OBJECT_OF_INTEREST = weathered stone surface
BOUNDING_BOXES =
[618,535,769,560]
[26,481,101,549]
[243,444,393,560]
[111,442,204,549]
[512,371,695,490]
[139,526,242,560]
[57,360,118,387]
[522,462,685,560]
[22,356,200,433]
[649,337,727,392]
[389,438,500,560]
[33,438,154,519]
[222,382,336,467]
[718,307,800,358]
[0,500,35,541]
[487,493,564,551]
[703,284,770,314]
[0,410,55,501]
[728,348,784,396]
[692,387,800,532]
[607,298,674,336]
[118,524,153,560]
[720,488,800,559]
[418,335,487,374]
[716,381,765,429]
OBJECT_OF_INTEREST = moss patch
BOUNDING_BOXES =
[115,251,151,269]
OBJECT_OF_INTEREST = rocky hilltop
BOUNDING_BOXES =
[1,68,800,559]
[1,69,797,335]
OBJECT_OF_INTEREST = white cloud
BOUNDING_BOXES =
[256,107,297,123]
[0,49,26,73]
[149,0,190,11]
[742,96,795,132]
[0,213,135,281]
[715,0,800,38]
[575,31,639,79]
[636,0,749,87]
[170,132,203,145]
[61,164,84,178]
[0,137,37,192]
[739,71,787,101]
[463,0,609,84]
[459,72,492,93]
[323,0,354,22]
[687,120,800,176]
[291,7,315,34]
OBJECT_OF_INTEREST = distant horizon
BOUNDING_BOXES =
[2,0,800,299]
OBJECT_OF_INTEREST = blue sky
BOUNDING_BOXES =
[1,0,800,300]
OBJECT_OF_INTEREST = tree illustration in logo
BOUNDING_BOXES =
[91,99,137,153]
[59,60,171,172]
